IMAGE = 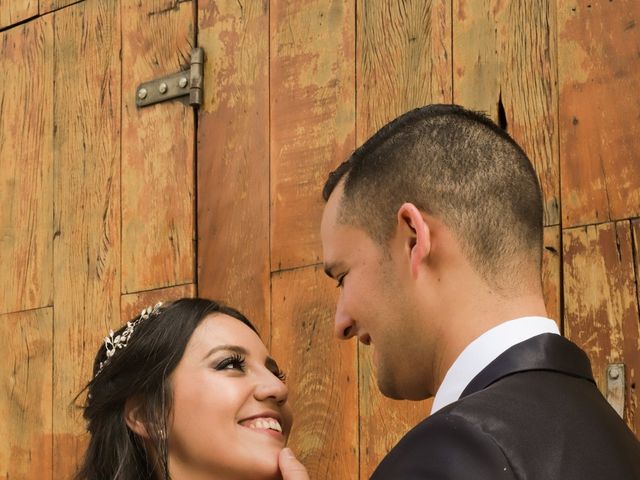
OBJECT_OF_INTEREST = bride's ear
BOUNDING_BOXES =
[124,395,150,439]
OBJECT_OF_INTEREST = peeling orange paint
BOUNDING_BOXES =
[564,222,640,433]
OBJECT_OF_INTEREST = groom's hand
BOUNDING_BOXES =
[279,448,310,480]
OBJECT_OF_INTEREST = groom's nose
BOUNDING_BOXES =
[334,297,356,340]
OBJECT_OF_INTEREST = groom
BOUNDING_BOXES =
[280,105,640,479]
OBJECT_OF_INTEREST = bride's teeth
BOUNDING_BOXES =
[270,420,282,432]
[244,417,282,432]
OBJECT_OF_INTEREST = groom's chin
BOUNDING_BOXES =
[377,371,431,401]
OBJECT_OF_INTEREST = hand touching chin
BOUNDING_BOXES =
[279,448,309,480]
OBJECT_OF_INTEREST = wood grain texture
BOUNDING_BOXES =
[121,0,195,293]
[0,0,37,29]
[558,1,640,227]
[563,222,640,434]
[270,0,356,271]
[52,1,121,476]
[0,308,53,479]
[356,2,450,475]
[121,283,196,322]
[453,0,560,226]
[633,219,640,315]
[39,0,81,15]
[357,0,452,138]
[0,18,53,315]
[633,219,640,426]
[271,264,357,479]
[197,0,271,336]
[542,225,561,328]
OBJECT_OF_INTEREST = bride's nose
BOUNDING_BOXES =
[254,371,289,405]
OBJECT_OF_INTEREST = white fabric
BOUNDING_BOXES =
[430,316,560,414]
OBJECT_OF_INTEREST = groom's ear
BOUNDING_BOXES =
[124,395,151,439]
[396,203,431,279]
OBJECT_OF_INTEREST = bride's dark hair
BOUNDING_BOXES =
[74,297,258,480]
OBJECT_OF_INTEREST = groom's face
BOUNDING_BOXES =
[321,184,427,400]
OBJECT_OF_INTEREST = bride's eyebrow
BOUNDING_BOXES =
[203,344,247,361]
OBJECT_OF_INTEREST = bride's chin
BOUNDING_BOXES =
[246,446,284,479]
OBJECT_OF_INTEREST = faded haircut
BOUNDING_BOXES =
[323,104,543,289]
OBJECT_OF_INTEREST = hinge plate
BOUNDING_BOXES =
[136,47,204,108]
[605,363,625,418]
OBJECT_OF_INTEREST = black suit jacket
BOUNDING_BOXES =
[371,334,640,479]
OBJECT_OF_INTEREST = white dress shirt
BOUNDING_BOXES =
[430,316,560,414]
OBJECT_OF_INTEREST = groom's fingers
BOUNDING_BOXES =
[279,448,310,480]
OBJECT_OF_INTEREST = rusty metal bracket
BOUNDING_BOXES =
[135,47,204,108]
[605,363,625,418]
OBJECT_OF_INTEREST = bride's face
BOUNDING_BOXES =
[168,313,293,479]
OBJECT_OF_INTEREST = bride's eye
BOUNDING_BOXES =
[273,368,287,383]
[215,353,247,372]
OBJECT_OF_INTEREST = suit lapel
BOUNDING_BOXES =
[460,333,595,399]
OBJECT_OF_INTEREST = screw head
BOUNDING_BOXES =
[158,82,168,94]
[179,77,188,88]
[137,88,148,99]
[609,366,620,380]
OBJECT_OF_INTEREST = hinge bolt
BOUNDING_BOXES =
[179,77,188,88]
[137,88,148,99]
[609,366,620,380]
[158,82,168,94]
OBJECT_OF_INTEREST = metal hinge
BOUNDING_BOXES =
[135,47,204,108]
[605,363,625,418]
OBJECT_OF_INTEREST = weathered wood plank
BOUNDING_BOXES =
[0,0,37,29]
[558,1,640,227]
[357,0,452,138]
[52,1,121,477]
[453,0,560,226]
[40,0,81,15]
[197,0,270,336]
[271,264,358,479]
[356,2,450,475]
[270,0,356,271]
[0,308,53,479]
[121,0,195,293]
[563,222,640,434]
[121,283,196,322]
[542,225,561,328]
[633,219,640,314]
[0,17,53,315]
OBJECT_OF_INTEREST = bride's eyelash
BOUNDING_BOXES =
[215,352,246,372]
[215,352,287,382]
[274,369,287,382]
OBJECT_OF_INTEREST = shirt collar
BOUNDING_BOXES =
[430,316,560,414]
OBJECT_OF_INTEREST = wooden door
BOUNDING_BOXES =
[1,1,197,478]
[1,1,639,479]
[197,1,640,479]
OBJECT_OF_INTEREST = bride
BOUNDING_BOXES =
[75,297,305,479]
